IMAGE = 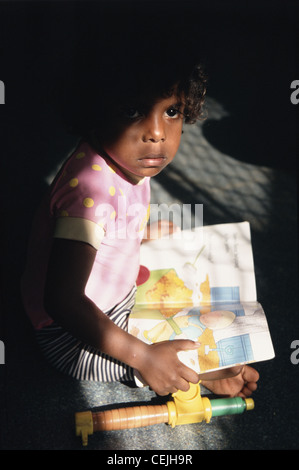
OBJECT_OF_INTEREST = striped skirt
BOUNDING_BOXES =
[35,287,136,382]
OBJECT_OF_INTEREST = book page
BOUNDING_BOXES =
[129,222,274,373]
[129,301,275,373]
[135,221,257,307]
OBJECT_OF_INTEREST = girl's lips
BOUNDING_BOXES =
[138,154,167,167]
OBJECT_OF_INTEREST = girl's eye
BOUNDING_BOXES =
[166,107,181,118]
[122,107,142,119]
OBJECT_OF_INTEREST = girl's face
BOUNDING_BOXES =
[94,94,184,183]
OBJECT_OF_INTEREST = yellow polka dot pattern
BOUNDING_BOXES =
[83,197,94,208]
[75,152,85,159]
[69,178,79,188]
[63,153,146,223]
[92,164,102,171]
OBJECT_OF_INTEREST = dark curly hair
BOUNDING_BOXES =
[55,8,207,138]
[166,64,208,125]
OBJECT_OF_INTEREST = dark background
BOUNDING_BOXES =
[0,0,298,451]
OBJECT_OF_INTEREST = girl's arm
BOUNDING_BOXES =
[44,238,200,395]
[44,238,148,370]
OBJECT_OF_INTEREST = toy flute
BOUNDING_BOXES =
[75,382,254,445]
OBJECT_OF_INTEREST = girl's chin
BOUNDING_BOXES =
[124,166,165,183]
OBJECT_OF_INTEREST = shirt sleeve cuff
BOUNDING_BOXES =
[53,216,105,250]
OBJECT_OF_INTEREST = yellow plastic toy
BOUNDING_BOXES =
[75,382,254,446]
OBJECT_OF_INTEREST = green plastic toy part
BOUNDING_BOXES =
[75,382,254,446]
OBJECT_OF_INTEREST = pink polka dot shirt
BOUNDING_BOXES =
[21,142,151,329]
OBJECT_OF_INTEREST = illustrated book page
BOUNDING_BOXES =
[129,222,275,374]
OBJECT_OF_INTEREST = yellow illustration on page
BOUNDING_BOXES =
[145,269,194,317]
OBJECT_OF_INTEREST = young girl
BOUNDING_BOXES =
[21,24,259,398]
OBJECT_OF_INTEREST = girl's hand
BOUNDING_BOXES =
[136,339,200,396]
[143,220,180,242]
[201,365,259,398]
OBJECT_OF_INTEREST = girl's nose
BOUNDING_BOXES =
[142,113,166,143]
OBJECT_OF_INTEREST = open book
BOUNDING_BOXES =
[129,222,275,374]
